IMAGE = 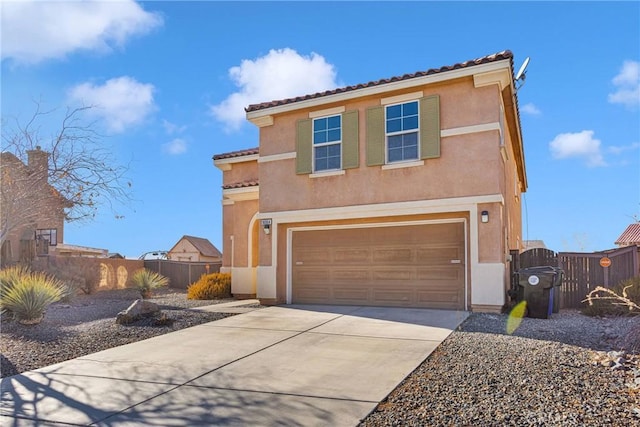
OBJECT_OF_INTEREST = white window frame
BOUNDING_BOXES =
[385,100,420,164]
[312,114,342,172]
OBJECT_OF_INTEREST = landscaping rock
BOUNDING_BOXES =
[115,299,160,325]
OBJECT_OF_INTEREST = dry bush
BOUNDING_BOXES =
[583,276,640,317]
[187,273,231,300]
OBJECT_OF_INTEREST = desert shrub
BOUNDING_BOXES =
[0,265,31,303]
[0,267,65,324]
[131,269,169,298]
[187,273,231,300]
[583,276,640,317]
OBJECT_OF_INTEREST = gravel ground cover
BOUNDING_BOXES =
[1,290,639,426]
[0,288,243,378]
[361,311,640,427]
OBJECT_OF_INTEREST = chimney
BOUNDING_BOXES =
[26,146,49,175]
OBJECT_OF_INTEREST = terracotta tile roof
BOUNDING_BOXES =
[222,179,259,190]
[615,223,640,245]
[245,50,514,113]
[213,147,259,160]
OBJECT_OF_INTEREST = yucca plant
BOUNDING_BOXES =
[0,268,65,324]
[131,269,169,299]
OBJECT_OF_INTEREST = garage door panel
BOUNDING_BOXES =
[294,268,330,282]
[297,249,331,264]
[372,269,413,281]
[372,248,414,263]
[292,223,466,310]
[294,287,332,301]
[334,248,371,263]
[333,288,370,301]
[332,269,370,282]
[416,247,462,264]
[371,289,413,305]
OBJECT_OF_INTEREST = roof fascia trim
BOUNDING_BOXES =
[247,59,511,124]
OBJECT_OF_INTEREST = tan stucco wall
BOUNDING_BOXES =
[221,199,258,269]
[258,80,505,214]
[222,159,258,186]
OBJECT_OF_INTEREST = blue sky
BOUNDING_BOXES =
[1,1,639,258]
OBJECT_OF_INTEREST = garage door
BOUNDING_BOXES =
[291,222,465,309]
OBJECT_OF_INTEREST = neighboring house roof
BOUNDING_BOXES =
[170,235,222,258]
[615,223,640,246]
[246,50,514,112]
[222,180,260,190]
[523,240,547,250]
[213,147,259,160]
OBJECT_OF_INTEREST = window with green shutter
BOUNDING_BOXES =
[366,95,440,165]
[297,110,359,174]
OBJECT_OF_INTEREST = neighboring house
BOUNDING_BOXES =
[615,223,640,247]
[51,243,109,258]
[167,235,222,262]
[0,148,69,265]
[214,50,527,312]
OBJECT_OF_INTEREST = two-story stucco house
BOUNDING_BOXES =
[214,50,527,313]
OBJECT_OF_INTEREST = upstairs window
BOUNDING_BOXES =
[386,101,419,163]
[35,228,57,246]
[313,115,342,172]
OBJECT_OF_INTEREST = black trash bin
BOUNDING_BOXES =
[516,266,561,319]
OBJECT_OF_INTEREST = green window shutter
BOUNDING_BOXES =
[366,106,385,166]
[296,118,312,174]
[420,95,441,159]
[342,110,359,169]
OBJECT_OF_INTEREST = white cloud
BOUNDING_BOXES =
[1,0,162,64]
[608,142,640,155]
[162,119,186,135]
[520,103,541,115]
[211,48,339,131]
[68,76,156,133]
[549,130,606,167]
[162,138,187,155]
[608,60,640,108]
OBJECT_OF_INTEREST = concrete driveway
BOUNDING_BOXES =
[1,303,468,426]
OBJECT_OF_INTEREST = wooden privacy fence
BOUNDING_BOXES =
[511,246,639,309]
[144,260,222,289]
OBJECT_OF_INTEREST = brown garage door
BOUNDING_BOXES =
[291,222,466,309]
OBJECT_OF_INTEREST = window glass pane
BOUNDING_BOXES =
[386,118,401,133]
[327,115,341,129]
[314,118,327,131]
[314,131,327,144]
[328,143,341,156]
[327,156,341,170]
[388,135,402,149]
[403,101,418,116]
[404,132,418,146]
[327,129,341,142]
[403,116,418,130]
[388,147,402,162]
[405,145,418,160]
[315,145,327,158]
[386,104,402,119]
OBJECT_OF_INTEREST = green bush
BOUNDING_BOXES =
[187,273,231,300]
[0,266,65,324]
[582,276,640,317]
[131,269,169,298]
